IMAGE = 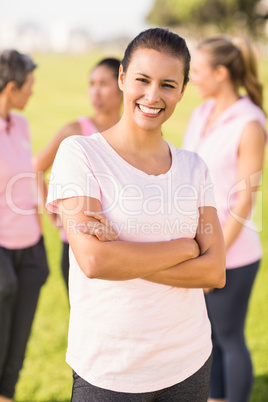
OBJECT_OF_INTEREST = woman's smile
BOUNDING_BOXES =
[137,103,163,117]
[119,48,185,130]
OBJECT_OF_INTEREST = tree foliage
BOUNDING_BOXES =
[146,0,263,34]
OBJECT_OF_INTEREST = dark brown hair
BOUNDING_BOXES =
[121,28,191,88]
[95,57,121,79]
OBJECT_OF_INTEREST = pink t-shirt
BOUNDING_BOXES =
[60,117,97,243]
[183,96,267,269]
[47,133,216,393]
[0,113,41,249]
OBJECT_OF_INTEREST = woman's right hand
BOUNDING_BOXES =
[76,211,118,242]
[182,237,200,260]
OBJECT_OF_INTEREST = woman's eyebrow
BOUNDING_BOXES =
[135,73,150,78]
[163,79,178,85]
[135,73,178,85]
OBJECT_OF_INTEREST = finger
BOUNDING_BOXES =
[84,211,110,226]
[83,211,104,220]
[95,229,111,242]
[95,228,118,242]
[84,212,118,238]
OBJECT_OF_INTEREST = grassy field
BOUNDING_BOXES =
[12,52,268,401]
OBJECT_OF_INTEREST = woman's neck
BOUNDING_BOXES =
[110,117,164,153]
[202,88,240,136]
[0,96,10,121]
[102,119,171,176]
[212,84,240,116]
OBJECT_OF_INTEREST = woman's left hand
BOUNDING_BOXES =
[76,211,118,242]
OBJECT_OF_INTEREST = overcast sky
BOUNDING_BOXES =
[2,0,155,40]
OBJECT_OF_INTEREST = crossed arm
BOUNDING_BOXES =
[58,196,225,288]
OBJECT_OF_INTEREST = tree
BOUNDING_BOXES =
[146,0,264,35]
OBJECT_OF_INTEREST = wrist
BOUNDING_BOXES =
[180,238,199,259]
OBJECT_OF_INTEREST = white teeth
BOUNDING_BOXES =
[138,105,161,115]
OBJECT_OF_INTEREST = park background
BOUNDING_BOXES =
[2,0,268,401]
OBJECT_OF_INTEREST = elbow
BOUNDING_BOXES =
[214,266,226,289]
[82,254,99,279]
[74,238,110,279]
[32,157,42,173]
[209,260,226,289]
[203,244,226,289]
[80,253,106,279]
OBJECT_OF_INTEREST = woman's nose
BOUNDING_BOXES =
[144,84,160,104]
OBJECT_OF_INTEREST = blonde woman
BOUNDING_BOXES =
[183,35,266,402]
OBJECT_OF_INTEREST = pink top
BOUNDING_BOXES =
[0,113,41,249]
[47,133,216,393]
[77,116,97,136]
[183,96,267,269]
[60,117,97,243]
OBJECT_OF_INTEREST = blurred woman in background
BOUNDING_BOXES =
[183,35,266,402]
[0,50,49,402]
[34,57,123,288]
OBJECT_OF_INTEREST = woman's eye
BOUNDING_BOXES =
[163,83,175,89]
[136,78,149,83]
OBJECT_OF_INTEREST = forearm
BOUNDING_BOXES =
[37,174,48,212]
[35,209,43,232]
[70,231,198,281]
[223,198,252,250]
[143,207,226,289]
[60,197,199,280]
[143,249,225,289]
[224,120,265,250]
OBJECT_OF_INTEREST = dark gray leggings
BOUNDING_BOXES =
[0,237,49,398]
[205,260,260,402]
[71,354,212,402]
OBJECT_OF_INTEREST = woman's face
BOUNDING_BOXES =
[88,65,122,114]
[190,50,220,99]
[11,72,34,110]
[119,48,185,132]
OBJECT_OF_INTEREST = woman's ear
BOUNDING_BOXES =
[118,65,125,91]
[4,81,18,96]
[215,65,229,83]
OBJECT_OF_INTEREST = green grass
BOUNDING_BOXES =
[13,53,268,401]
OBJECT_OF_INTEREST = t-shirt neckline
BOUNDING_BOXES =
[97,133,177,179]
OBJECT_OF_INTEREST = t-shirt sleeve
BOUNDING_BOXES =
[46,136,101,213]
[197,155,217,209]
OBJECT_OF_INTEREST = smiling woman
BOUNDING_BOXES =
[47,27,225,402]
